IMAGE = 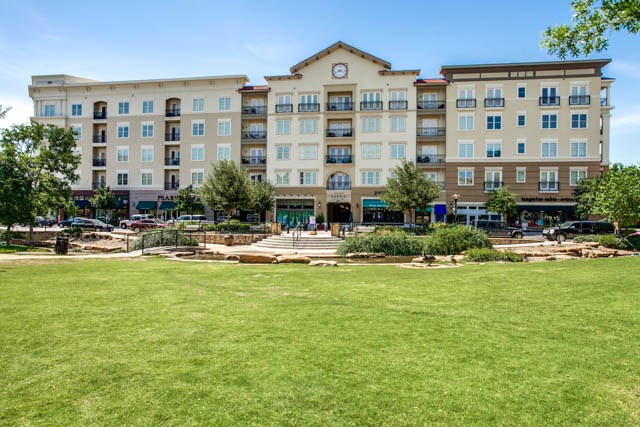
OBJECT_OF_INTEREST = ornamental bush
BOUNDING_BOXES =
[597,234,632,250]
[336,233,426,256]
[131,230,198,251]
[465,248,524,263]
[424,225,492,255]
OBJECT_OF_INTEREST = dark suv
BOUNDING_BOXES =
[473,220,524,239]
[542,221,614,242]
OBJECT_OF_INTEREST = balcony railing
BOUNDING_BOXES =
[241,131,267,140]
[539,97,560,106]
[360,101,383,110]
[242,105,267,115]
[484,98,505,108]
[164,182,179,190]
[326,128,353,137]
[569,95,591,105]
[298,103,320,112]
[92,158,106,167]
[165,108,181,117]
[92,182,107,190]
[456,99,476,108]
[326,155,352,164]
[389,100,408,110]
[275,104,293,113]
[417,127,446,137]
[326,183,352,191]
[92,134,106,143]
[164,132,181,142]
[93,112,107,120]
[165,158,180,166]
[416,154,445,164]
[484,181,504,191]
[539,181,560,192]
[432,181,446,190]
[241,156,267,165]
[326,102,354,111]
[600,97,609,107]
[418,100,446,111]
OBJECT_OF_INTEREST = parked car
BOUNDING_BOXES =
[129,219,167,233]
[72,218,115,232]
[542,221,614,242]
[119,214,155,229]
[58,217,88,228]
[473,220,524,239]
[36,216,57,227]
[166,215,207,226]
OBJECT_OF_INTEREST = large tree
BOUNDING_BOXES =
[198,160,252,223]
[593,163,640,227]
[0,105,10,119]
[573,175,601,219]
[380,160,442,223]
[174,185,199,216]
[0,122,80,245]
[486,186,518,225]
[542,0,640,58]
[250,180,275,222]
[90,185,118,222]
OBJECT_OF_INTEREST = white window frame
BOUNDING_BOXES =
[570,138,588,158]
[192,120,205,136]
[191,169,204,187]
[142,100,154,114]
[141,122,154,138]
[570,168,588,186]
[458,113,474,131]
[217,119,231,137]
[571,112,588,129]
[299,144,318,160]
[276,119,291,135]
[140,170,153,187]
[275,170,290,185]
[458,169,474,186]
[276,145,290,160]
[299,119,318,134]
[361,170,381,186]
[217,144,231,161]
[517,111,526,127]
[458,142,474,158]
[140,146,154,162]
[361,117,381,133]
[390,143,406,159]
[71,124,82,140]
[117,123,129,139]
[540,169,559,192]
[361,143,381,159]
[118,101,130,115]
[486,114,502,130]
[541,139,558,158]
[516,138,526,155]
[116,146,129,163]
[71,103,82,116]
[193,98,205,112]
[516,167,527,183]
[116,170,129,186]
[191,144,204,161]
[486,141,502,158]
[541,112,558,129]
[390,116,406,132]
[299,170,318,185]
[218,97,231,111]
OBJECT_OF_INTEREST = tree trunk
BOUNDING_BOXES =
[5,224,12,246]
[29,224,34,246]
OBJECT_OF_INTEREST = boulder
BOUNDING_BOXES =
[238,253,278,264]
[174,251,196,257]
[224,254,240,261]
[276,255,311,264]
[309,260,338,267]
[345,252,385,259]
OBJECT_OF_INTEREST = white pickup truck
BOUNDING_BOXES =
[119,214,155,229]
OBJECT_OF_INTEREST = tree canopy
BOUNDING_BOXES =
[573,175,601,219]
[380,160,442,222]
[593,163,640,226]
[542,0,640,58]
[250,180,275,218]
[486,186,518,223]
[90,185,118,220]
[174,185,199,216]
[198,160,252,222]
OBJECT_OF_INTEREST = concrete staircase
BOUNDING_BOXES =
[251,233,343,252]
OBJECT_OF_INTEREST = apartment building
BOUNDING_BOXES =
[29,41,613,225]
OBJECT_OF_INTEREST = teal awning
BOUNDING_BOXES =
[417,206,433,213]
[136,201,157,210]
[159,201,176,210]
[362,199,388,209]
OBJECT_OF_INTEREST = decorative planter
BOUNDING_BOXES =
[223,235,234,246]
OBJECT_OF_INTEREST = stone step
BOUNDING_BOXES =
[251,234,343,251]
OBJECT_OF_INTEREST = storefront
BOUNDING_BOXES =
[361,199,403,224]
[516,205,576,228]
[276,198,315,227]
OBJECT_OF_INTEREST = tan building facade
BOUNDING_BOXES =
[29,42,614,225]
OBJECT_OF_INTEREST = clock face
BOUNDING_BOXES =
[332,63,348,79]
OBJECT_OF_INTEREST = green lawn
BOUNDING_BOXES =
[1,258,639,426]
[0,245,49,254]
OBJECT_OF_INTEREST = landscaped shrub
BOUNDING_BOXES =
[597,234,632,250]
[0,231,26,241]
[336,233,426,256]
[465,248,524,263]
[424,225,492,255]
[625,234,640,251]
[59,227,82,238]
[131,230,198,251]
[201,222,252,232]
[573,235,598,243]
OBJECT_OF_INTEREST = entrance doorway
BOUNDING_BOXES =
[328,203,352,223]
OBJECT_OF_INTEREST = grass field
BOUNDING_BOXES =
[1,257,639,426]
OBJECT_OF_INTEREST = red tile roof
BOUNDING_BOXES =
[239,85,269,92]
[415,78,448,85]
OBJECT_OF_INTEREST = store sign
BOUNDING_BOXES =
[326,191,351,203]
[520,196,575,202]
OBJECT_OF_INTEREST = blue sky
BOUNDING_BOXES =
[1,0,638,163]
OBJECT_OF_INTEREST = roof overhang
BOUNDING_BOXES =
[289,41,391,74]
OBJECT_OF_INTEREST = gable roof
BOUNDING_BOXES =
[289,41,391,74]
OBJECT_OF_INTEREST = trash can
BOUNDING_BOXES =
[55,236,69,255]
[331,223,341,237]
[270,222,282,235]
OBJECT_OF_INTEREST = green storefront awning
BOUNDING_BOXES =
[362,199,388,209]
[159,201,176,210]
[416,206,433,213]
[136,201,157,210]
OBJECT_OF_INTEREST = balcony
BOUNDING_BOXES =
[539,97,560,106]
[416,154,445,164]
[600,97,610,107]
[360,101,383,110]
[433,181,446,190]
[92,134,106,143]
[298,103,320,113]
[326,102,354,112]
[165,132,181,142]
[165,108,181,117]
[456,99,476,108]
[165,158,180,166]
[326,128,353,138]
[417,127,446,138]
[241,105,267,115]
[539,181,560,192]
[389,100,408,110]
[569,95,591,105]
[164,182,179,190]
[92,182,107,190]
[484,98,504,108]
[275,104,293,113]
[241,131,267,141]
[92,158,106,167]
[241,156,267,165]
[326,155,353,164]
[93,111,107,120]
[326,183,352,190]
[417,100,446,112]
[484,181,504,192]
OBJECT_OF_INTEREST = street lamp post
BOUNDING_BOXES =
[452,193,460,224]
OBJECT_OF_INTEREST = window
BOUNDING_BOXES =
[457,88,475,108]
[142,100,154,114]
[361,92,382,110]
[193,98,205,112]
[116,172,129,186]
[486,143,502,158]
[542,114,558,129]
[485,88,503,107]
[571,139,587,157]
[391,117,406,132]
[518,86,526,98]
[71,125,82,140]
[458,114,474,131]
[485,171,502,190]
[117,124,129,138]
[191,170,204,186]
[390,91,407,109]
[141,172,153,186]
[141,123,154,138]
[192,121,205,136]
[570,85,589,105]
[541,140,557,158]
[276,95,292,113]
[118,102,129,115]
[540,170,558,191]
[276,171,290,185]
[361,117,381,132]
[362,144,381,159]
[571,113,587,129]
[361,170,381,185]
[218,97,231,111]
[487,115,502,130]
[570,169,587,186]
[217,144,231,161]
[541,87,559,105]
[517,113,526,127]
[44,105,55,116]
[300,119,318,134]
[117,147,129,162]
[516,168,526,183]
[458,170,474,186]
[276,119,291,135]
[299,171,318,185]
[299,145,318,160]
[276,145,290,160]
[71,104,82,116]
[217,119,231,136]
[517,139,526,154]
[299,94,319,112]
[390,143,405,159]
[141,146,153,162]
[458,143,474,158]
[249,173,263,183]
[191,145,204,161]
